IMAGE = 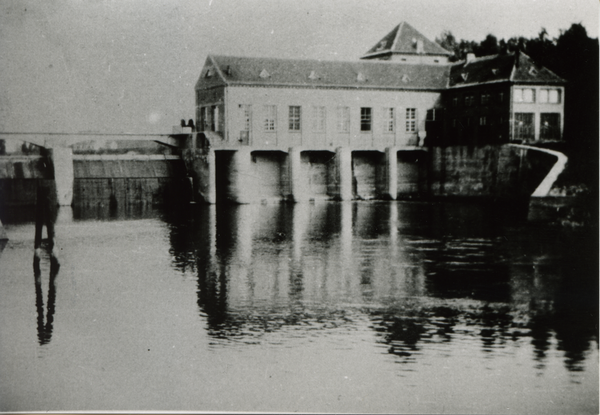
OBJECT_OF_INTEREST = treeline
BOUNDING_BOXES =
[437,24,598,189]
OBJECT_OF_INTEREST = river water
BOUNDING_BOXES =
[0,201,597,413]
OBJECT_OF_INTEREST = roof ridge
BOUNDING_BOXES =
[390,22,404,51]
[210,54,450,67]
[208,55,229,85]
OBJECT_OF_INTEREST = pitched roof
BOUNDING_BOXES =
[197,54,450,91]
[448,52,565,88]
[361,21,452,59]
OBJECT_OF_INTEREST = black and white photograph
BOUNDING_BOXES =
[0,0,598,413]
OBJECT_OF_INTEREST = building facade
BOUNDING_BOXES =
[195,22,565,149]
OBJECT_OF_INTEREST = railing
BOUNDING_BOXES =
[509,144,568,197]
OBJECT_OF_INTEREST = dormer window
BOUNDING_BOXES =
[401,74,410,83]
[205,69,212,78]
[259,69,270,79]
[491,68,499,75]
[308,71,319,80]
[529,67,538,76]
[357,72,366,82]
[461,72,469,82]
[225,65,232,76]
[376,41,386,51]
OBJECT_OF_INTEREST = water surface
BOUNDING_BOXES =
[0,201,597,413]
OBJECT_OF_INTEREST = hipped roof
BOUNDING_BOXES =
[197,54,450,91]
[361,21,452,59]
[448,51,565,88]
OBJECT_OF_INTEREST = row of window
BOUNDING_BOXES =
[450,112,560,140]
[514,88,561,104]
[453,92,505,107]
[238,105,419,134]
[450,88,561,108]
[514,112,561,139]
[199,106,221,132]
[451,116,506,128]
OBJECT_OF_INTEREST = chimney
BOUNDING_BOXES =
[466,53,475,63]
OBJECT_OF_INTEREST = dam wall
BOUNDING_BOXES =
[0,133,566,210]
[429,145,558,199]
[73,155,189,207]
[0,138,188,209]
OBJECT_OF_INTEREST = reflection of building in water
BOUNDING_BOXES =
[163,202,597,371]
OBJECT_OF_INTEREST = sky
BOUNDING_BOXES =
[0,0,597,135]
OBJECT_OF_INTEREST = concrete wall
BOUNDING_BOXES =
[214,149,289,204]
[428,145,556,199]
[352,151,386,199]
[301,151,335,200]
[397,151,426,197]
[219,86,440,150]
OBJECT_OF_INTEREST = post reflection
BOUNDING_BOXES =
[33,254,60,346]
[162,201,597,372]
[33,182,60,346]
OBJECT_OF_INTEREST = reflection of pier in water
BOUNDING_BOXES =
[163,201,597,372]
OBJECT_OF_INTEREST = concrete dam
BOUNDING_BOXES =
[0,133,564,210]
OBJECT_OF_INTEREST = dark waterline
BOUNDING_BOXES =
[0,201,597,413]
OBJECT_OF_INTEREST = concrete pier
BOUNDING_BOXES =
[335,147,352,201]
[49,147,74,206]
[289,147,308,203]
[385,147,398,200]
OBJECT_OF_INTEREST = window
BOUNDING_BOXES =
[289,106,301,131]
[465,95,474,106]
[479,116,487,126]
[239,104,252,144]
[514,113,534,140]
[514,88,535,103]
[383,108,395,132]
[452,97,458,107]
[540,113,561,140]
[426,109,438,121]
[263,105,277,131]
[498,92,505,103]
[539,89,561,104]
[360,107,372,131]
[336,106,350,132]
[405,108,417,132]
[211,106,219,131]
[481,93,490,105]
[311,106,326,132]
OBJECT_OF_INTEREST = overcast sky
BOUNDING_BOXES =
[0,0,597,135]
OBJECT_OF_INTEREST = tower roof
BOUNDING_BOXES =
[361,21,452,60]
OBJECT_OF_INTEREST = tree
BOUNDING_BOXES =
[435,30,459,61]
[474,34,499,56]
